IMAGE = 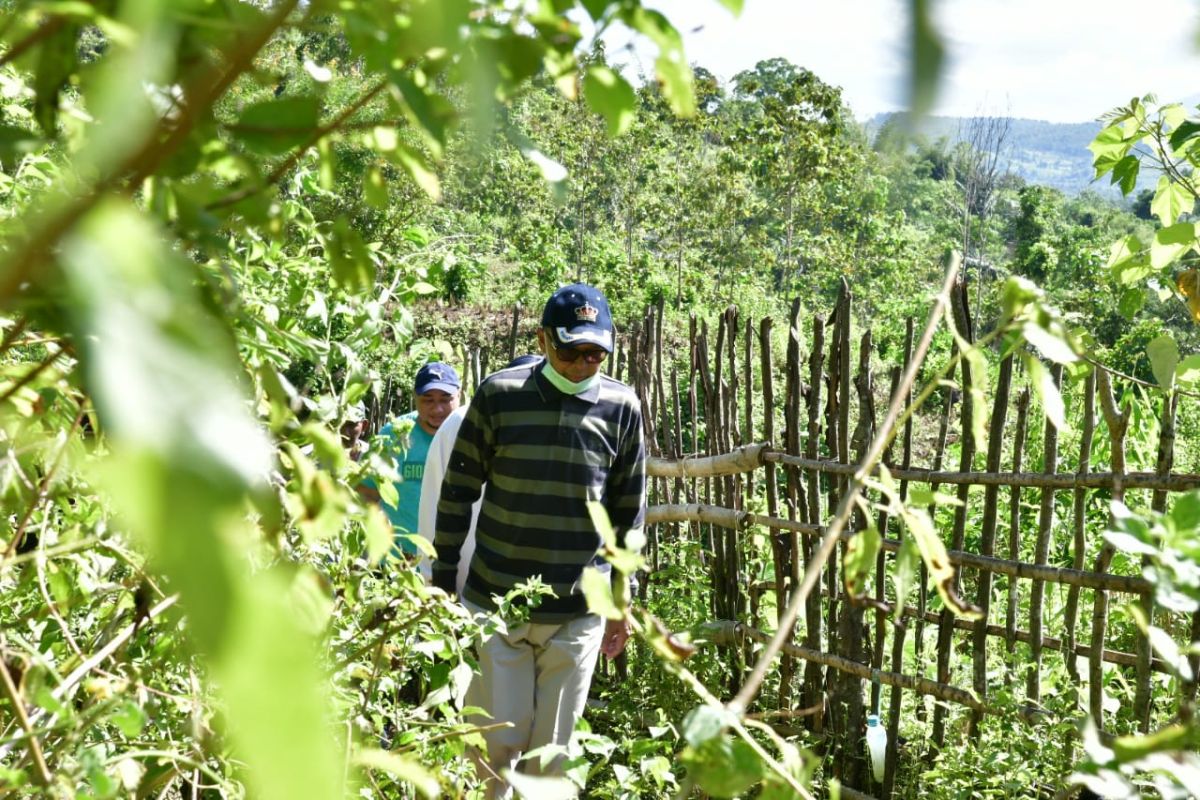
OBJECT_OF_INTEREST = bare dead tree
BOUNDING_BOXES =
[955,112,1012,322]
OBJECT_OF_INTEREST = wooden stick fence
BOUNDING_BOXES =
[623,284,1200,797]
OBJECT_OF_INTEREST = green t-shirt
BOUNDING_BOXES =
[377,411,434,554]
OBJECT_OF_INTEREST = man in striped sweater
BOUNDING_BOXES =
[433,284,645,795]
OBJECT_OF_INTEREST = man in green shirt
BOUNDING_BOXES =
[362,361,461,555]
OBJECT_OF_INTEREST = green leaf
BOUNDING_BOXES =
[900,505,981,620]
[1021,320,1078,364]
[364,506,393,563]
[391,142,442,201]
[682,705,729,748]
[583,65,636,137]
[682,736,763,799]
[232,96,320,156]
[363,165,388,210]
[580,566,622,620]
[624,8,695,117]
[1170,492,1200,531]
[327,216,375,294]
[891,534,921,611]
[908,0,944,118]
[504,771,578,800]
[110,701,146,737]
[715,0,745,12]
[389,75,451,160]
[356,748,439,799]
[1118,287,1146,319]
[60,201,340,800]
[1151,174,1195,227]
[577,0,609,21]
[1110,155,1140,195]
[1176,354,1200,387]
[0,125,43,164]
[1146,334,1179,389]
[1106,234,1152,286]
[963,345,988,451]
[844,523,881,597]
[1025,355,1065,431]
[1089,123,1130,177]
[1150,222,1198,268]
[1168,119,1200,155]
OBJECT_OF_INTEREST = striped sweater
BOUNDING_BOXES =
[433,360,645,623]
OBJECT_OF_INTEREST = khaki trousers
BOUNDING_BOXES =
[464,603,604,798]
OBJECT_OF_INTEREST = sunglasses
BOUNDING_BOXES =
[550,341,608,364]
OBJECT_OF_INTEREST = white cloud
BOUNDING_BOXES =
[607,0,1200,122]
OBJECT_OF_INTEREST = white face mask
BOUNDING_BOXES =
[541,361,600,395]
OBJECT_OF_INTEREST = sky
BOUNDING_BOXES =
[603,0,1200,123]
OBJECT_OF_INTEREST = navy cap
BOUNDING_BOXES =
[414,362,460,395]
[540,283,614,352]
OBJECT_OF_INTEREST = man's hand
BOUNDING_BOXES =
[601,618,631,659]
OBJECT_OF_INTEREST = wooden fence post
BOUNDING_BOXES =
[1064,371,1096,686]
[1027,361,1064,704]
[882,317,915,799]
[933,279,976,748]
[969,352,1014,738]
[1092,368,1130,728]
[800,309,824,730]
[1137,391,1177,730]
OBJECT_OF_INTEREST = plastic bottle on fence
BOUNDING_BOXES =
[865,713,887,783]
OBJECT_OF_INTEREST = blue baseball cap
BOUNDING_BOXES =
[540,283,614,352]
[414,362,460,395]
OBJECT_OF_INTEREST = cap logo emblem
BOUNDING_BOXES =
[575,302,599,322]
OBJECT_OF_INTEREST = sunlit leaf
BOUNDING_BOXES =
[580,567,622,620]
[356,748,439,799]
[1151,175,1195,226]
[583,65,636,137]
[1024,355,1065,431]
[391,142,442,201]
[891,534,921,612]
[1146,334,1179,389]
[232,96,320,156]
[682,705,731,748]
[843,519,880,597]
[505,770,578,799]
[900,505,981,620]
[1150,222,1197,268]
[681,735,763,799]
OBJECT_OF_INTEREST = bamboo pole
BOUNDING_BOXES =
[836,330,873,788]
[969,352,1013,738]
[1063,371,1096,686]
[1027,362,1064,704]
[882,317,915,800]
[1135,391,1176,731]
[646,444,770,478]
[1091,368,1129,728]
[872,365,900,720]
[916,370,955,724]
[646,505,1151,594]
[760,316,792,709]
[701,621,1041,720]
[741,580,1171,673]
[1002,387,1031,682]
[758,455,1200,493]
[934,280,975,748]
[801,309,824,728]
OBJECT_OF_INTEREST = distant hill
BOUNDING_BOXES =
[864,113,1153,199]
